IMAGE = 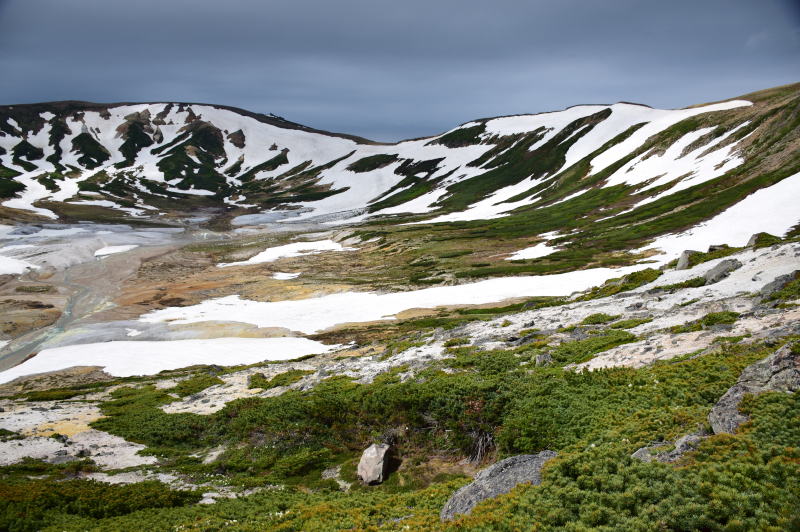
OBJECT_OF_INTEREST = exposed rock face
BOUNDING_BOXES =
[759,271,798,298]
[708,343,800,434]
[631,432,706,463]
[676,250,701,270]
[357,443,391,485]
[440,451,556,521]
[703,259,742,284]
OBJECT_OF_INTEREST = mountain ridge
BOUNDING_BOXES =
[0,84,797,273]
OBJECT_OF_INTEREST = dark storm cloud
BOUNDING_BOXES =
[0,0,798,141]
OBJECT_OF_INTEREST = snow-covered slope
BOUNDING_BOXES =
[0,84,798,245]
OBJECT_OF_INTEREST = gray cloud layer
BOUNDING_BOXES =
[1,0,798,141]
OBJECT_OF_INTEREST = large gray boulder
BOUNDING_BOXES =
[357,443,391,485]
[440,451,556,521]
[708,343,800,434]
[676,250,701,270]
[703,259,742,284]
[759,271,799,299]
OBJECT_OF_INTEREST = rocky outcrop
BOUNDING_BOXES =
[708,342,800,434]
[676,250,701,270]
[440,451,556,521]
[631,431,706,463]
[746,232,780,248]
[357,443,391,485]
[707,244,729,253]
[759,271,798,299]
[703,259,742,284]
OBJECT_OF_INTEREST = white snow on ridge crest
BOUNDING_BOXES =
[589,100,752,176]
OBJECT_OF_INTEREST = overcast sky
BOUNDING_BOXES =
[0,1,798,141]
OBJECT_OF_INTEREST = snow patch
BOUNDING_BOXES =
[94,245,139,257]
[141,265,641,334]
[642,170,800,262]
[506,242,557,260]
[0,337,338,384]
[218,239,354,267]
[273,272,301,280]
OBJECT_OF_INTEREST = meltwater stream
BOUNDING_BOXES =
[0,223,197,372]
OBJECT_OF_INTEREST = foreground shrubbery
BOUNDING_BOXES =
[4,339,796,530]
[0,479,199,532]
[94,341,775,478]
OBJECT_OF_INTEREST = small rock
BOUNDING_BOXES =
[631,432,706,463]
[707,244,729,253]
[357,443,391,485]
[708,342,800,434]
[676,250,701,270]
[703,259,742,284]
[534,353,553,367]
[440,451,556,521]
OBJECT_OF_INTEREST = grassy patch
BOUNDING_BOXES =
[580,313,621,325]
[169,373,224,397]
[14,285,52,293]
[671,311,741,333]
[346,154,398,173]
[577,268,662,300]
[657,276,707,291]
[550,330,637,364]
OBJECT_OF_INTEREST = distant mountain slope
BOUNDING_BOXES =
[0,84,798,239]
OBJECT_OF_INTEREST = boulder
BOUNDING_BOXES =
[707,244,729,253]
[746,232,780,248]
[759,271,799,299]
[703,259,742,284]
[534,353,553,367]
[440,451,556,521]
[357,443,391,485]
[676,250,701,270]
[708,342,800,434]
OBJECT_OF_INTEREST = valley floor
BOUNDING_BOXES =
[0,214,798,530]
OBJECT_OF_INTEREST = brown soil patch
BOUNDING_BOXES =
[0,366,113,396]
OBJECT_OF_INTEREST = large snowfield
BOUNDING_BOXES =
[140,265,641,334]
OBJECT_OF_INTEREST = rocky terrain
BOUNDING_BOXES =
[0,84,798,530]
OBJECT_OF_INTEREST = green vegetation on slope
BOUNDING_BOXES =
[2,339,795,530]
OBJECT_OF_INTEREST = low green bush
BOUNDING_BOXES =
[581,313,621,325]
[0,479,199,531]
[170,373,224,397]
